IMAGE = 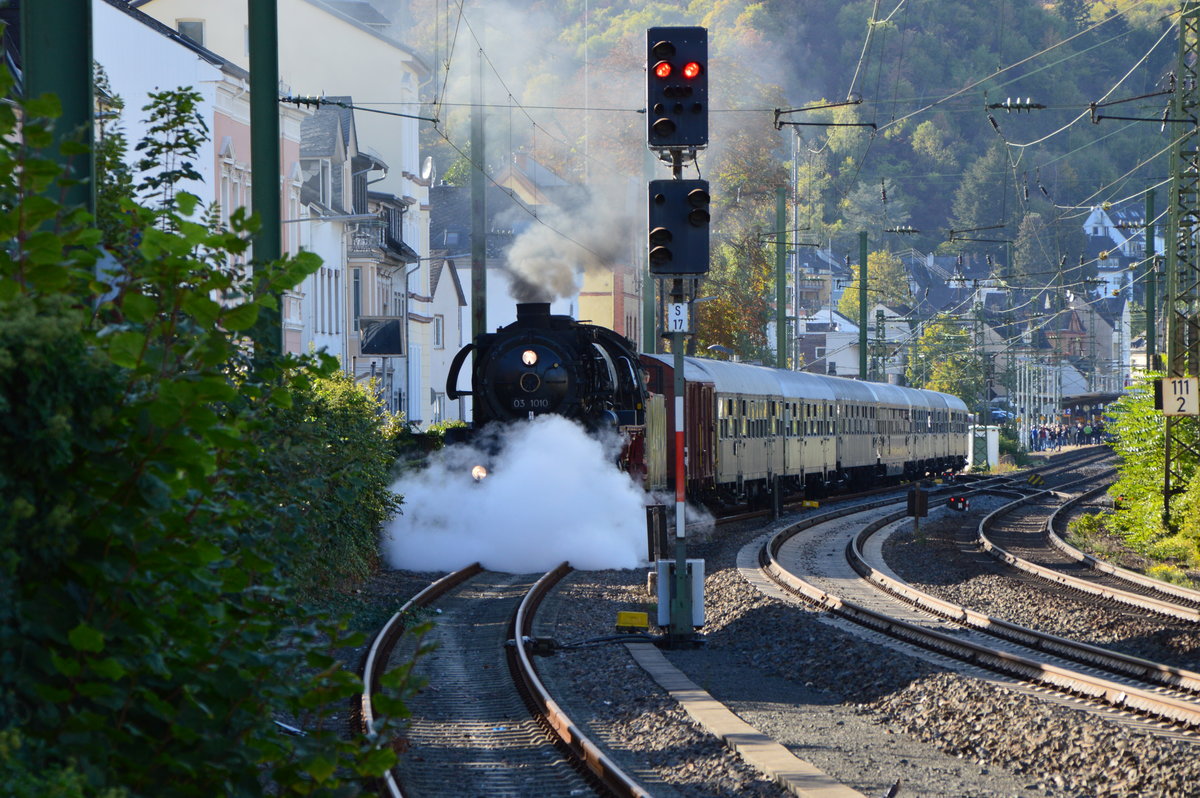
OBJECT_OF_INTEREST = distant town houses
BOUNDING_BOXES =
[93,0,1140,438]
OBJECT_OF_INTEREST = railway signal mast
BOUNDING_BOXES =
[646,26,709,645]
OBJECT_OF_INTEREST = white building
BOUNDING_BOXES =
[132,0,441,425]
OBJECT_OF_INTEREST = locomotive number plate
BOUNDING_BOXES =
[667,303,690,333]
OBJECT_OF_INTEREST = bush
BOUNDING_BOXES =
[246,371,404,592]
[998,426,1030,467]
[1,72,409,795]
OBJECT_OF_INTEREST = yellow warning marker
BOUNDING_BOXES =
[801,500,820,508]
[1027,473,1045,486]
[615,611,649,633]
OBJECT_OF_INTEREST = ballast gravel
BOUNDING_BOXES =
[353,467,1200,796]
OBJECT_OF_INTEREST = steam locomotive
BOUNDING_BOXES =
[446,303,969,503]
[446,302,648,431]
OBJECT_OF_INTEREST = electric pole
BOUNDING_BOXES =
[1164,0,1200,527]
[1146,188,1157,366]
[249,0,281,357]
[22,1,94,215]
[471,24,487,341]
[859,231,868,380]
[776,187,788,369]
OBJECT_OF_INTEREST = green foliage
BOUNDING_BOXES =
[837,249,913,323]
[1146,563,1200,589]
[1104,374,1171,547]
[1068,510,1107,542]
[1,75,410,794]
[1104,374,1200,572]
[906,314,982,407]
[998,426,1030,467]
[133,86,207,216]
[246,372,405,592]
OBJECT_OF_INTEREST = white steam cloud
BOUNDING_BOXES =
[382,415,648,573]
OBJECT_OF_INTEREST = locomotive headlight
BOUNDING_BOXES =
[521,349,538,366]
[471,465,489,482]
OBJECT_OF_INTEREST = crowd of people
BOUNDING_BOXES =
[1027,421,1105,451]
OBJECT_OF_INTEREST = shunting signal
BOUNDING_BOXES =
[948,496,969,512]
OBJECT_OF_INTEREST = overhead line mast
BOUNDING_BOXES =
[1164,1,1200,527]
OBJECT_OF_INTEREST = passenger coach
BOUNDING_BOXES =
[641,354,969,505]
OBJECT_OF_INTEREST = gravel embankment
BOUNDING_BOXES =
[352,487,1200,797]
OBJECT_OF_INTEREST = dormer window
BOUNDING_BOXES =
[300,158,334,207]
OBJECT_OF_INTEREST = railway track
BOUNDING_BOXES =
[359,564,647,798]
[757,450,1200,736]
[978,469,1200,622]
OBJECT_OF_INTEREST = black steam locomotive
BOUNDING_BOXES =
[446,302,649,433]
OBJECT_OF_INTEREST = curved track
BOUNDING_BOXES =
[978,472,1200,621]
[758,454,1200,735]
[359,564,647,798]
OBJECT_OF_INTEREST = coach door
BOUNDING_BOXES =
[718,396,743,488]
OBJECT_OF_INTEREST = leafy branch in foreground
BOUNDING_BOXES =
[1,66,414,796]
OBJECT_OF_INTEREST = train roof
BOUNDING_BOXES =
[643,354,970,412]
[864,381,915,407]
[775,369,838,402]
[683,357,785,396]
[641,353,717,383]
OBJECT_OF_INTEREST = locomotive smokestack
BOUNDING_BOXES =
[516,302,551,327]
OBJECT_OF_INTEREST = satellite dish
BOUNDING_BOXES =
[420,155,434,183]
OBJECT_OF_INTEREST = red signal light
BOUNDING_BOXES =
[682,61,702,79]
[653,61,672,79]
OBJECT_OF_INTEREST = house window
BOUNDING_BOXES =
[352,268,362,331]
[433,315,445,348]
[177,19,204,45]
[815,347,826,359]
[320,160,332,206]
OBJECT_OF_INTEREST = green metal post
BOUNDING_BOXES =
[643,264,657,353]
[1146,188,1157,365]
[1164,0,1200,528]
[859,231,868,380]
[249,0,281,356]
[22,0,94,213]
[776,187,788,368]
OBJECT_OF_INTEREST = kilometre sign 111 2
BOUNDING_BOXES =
[1164,376,1200,416]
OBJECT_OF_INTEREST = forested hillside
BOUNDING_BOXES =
[415,0,1179,354]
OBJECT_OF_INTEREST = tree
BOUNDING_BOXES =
[839,178,913,243]
[838,249,913,323]
[1,71,416,795]
[695,223,774,362]
[1056,0,1094,30]
[906,315,983,407]
[950,143,1013,254]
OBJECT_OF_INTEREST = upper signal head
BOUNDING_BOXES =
[646,27,707,149]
